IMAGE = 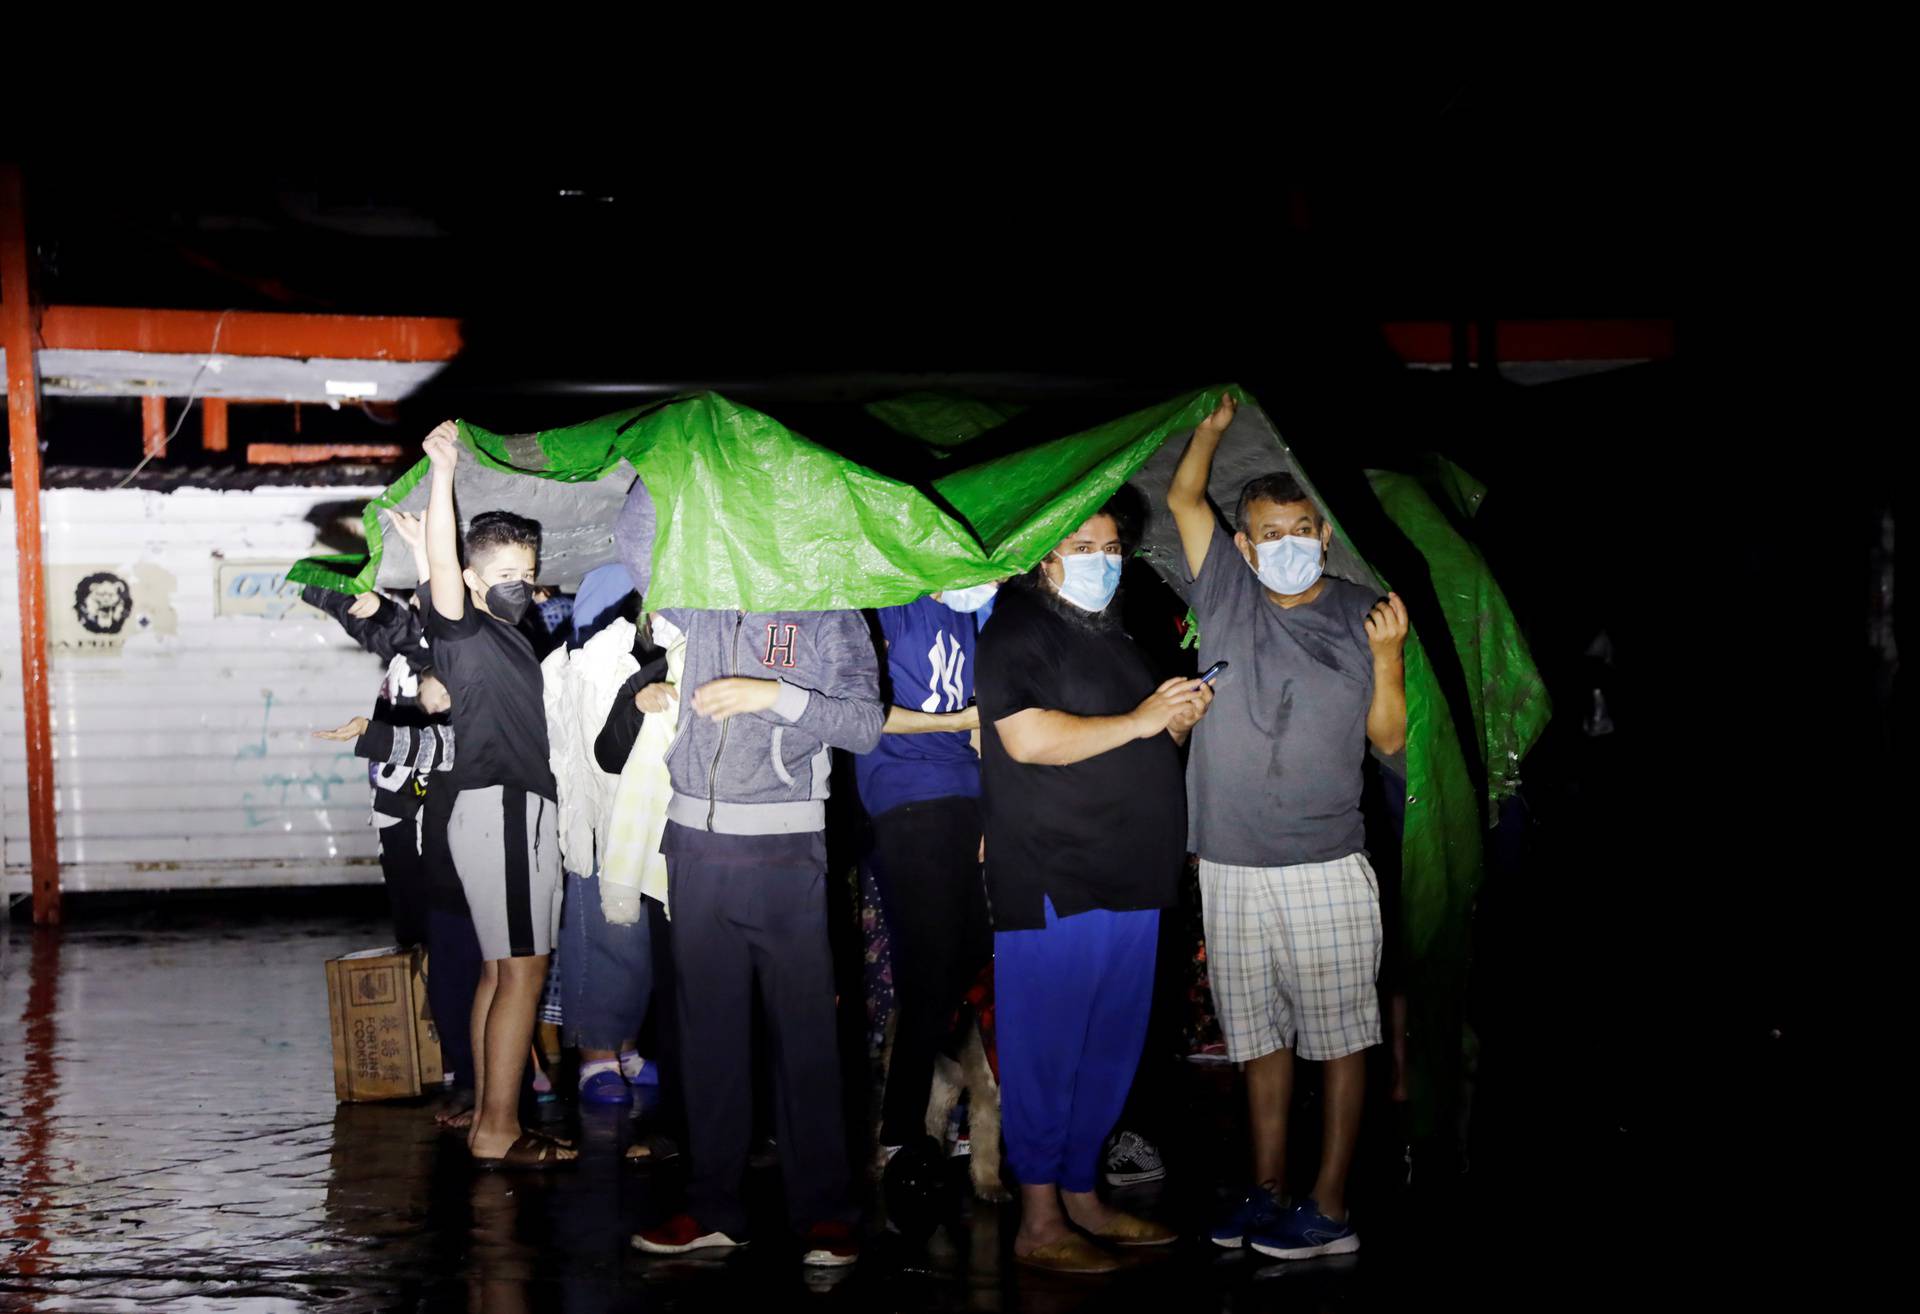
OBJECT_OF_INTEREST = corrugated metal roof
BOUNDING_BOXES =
[4,464,404,492]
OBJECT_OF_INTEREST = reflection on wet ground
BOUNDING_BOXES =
[3,898,1513,1312]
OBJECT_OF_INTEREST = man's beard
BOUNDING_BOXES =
[1013,568,1124,634]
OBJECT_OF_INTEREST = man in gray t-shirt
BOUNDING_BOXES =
[1169,392,1408,1263]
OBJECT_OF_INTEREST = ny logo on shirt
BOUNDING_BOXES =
[763,623,799,669]
[918,630,967,713]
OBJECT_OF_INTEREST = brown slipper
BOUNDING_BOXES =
[1082,1211,1177,1247]
[472,1132,576,1172]
[1014,1235,1120,1275]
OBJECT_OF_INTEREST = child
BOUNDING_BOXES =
[299,565,435,947]
[420,421,574,1170]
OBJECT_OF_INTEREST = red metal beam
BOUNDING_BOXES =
[141,394,167,458]
[1382,318,1674,365]
[39,305,464,361]
[202,397,228,453]
[0,166,61,924]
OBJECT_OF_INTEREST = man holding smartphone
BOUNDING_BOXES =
[976,500,1213,1274]
[1168,393,1409,1261]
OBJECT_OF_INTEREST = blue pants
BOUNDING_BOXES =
[995,897,1159,1193]
[558,869,654,1052]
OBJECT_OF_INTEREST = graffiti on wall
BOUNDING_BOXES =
[47,564,179,653]
[216,563,327,621]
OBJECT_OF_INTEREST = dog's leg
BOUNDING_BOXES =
[926,1052,962,1146]
[961,1024,1009,1203]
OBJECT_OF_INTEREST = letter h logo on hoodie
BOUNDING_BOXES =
[763,623,799,668]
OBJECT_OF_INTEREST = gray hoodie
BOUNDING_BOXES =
[616,478,884,836]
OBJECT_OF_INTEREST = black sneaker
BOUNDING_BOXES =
[1102,1129,1167,1187]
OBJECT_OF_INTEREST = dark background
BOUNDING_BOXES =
[5,141,1890,1256]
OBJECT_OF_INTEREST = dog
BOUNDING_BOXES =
[877,961,1007,1203]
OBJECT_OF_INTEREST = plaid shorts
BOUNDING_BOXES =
[1198,854,1383,1062]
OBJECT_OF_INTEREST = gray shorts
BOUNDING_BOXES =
[447,785,561,961]
[1198,853,1383,1062]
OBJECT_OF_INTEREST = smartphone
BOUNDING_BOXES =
[1199,659,1230,685]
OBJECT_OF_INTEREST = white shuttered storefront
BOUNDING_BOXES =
[1,471,393,894]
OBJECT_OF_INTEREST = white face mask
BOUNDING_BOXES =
[1053,552,1123,612]
[938,583,998,614]
[1254,534,1325,596]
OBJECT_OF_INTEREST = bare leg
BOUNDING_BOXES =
[1245,1048,1294,1191]
[581,1047,619,1064]
[466,961,498,1151]
[472,956,571,1161]
[1312,1051,1366,1220]
[1389,994,1410,1103]
[1014,1183,1075,1257]
[1059,1188,1135,1233]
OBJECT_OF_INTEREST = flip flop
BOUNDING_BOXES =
[473,1131,576,1172]
[440,1112,572,1148]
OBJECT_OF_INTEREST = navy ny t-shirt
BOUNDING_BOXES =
[855,597,980,819]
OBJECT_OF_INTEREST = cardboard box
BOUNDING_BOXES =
[325,945,444,1102]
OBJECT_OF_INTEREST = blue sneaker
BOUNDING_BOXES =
[579,1068,633,1106]
[1209,1184,1283,1249]
[1249,1199,1359,1259]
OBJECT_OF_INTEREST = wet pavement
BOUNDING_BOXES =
[2,895,1580,1312]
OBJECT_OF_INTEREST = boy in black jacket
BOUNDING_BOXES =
[307,508,484,1097]
[301,550,443,947]
[421,423,573,1169]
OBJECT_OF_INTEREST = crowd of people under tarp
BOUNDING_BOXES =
[305,393,1414,1276]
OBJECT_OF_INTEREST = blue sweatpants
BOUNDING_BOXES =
[995,896,1159,1193]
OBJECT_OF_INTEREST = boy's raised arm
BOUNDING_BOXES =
[422,422,465,621]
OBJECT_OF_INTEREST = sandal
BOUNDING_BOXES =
[623,1132,682,1165]
[473,1131,576,1172]
[440,1111,572,1149]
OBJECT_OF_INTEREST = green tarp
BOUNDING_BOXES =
[289,385,1548,1142]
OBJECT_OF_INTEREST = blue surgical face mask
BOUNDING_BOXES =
[1254,534,1324,596]
[1053,552,1123,612]
[939,583,998,614]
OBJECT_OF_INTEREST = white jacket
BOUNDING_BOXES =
[541,618,640,877]
[600,613,684,920]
